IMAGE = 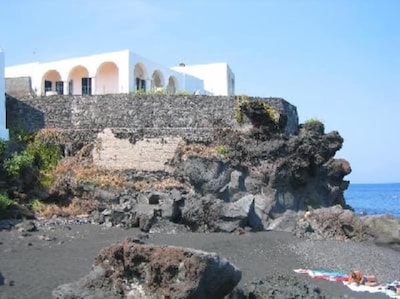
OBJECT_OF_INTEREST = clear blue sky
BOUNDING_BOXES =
[1,0,399,183]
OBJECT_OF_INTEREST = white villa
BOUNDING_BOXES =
[5,50,235,97]
[0,50,9,140]
[172,63,235,97]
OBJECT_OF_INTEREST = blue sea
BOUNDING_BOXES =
[345,183,400,217]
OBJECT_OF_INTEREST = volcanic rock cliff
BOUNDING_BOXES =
[13,96,350,235]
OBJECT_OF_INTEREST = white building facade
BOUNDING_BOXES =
[172,62,235,96]
[0,50,9,140]
[5,50,234,97]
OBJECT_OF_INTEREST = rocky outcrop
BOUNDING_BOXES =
[361,214,400,246]
[264,206,365,241]
[38,98,352,237]
[228,274,324,299]
[7,97,355,240]
[212,126,351,212]
[53,238,241,299]
[293,205,364,241]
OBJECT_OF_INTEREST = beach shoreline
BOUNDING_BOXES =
[0,222,398,298]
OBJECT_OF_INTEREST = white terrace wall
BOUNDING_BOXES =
[5,50,206,96]
[0,51,9,140]
[6,50,130,96]
[129,52,204,94]
[172,63,235,96]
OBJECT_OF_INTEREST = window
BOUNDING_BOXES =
[68,80,73,95]
[56,81,64,95]
[44,80,52,92]
[136,78,146,91]
[82,77,92,95]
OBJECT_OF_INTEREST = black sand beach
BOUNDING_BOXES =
[0,223,398,299]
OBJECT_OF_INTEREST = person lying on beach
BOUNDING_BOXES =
[348,270,379,286]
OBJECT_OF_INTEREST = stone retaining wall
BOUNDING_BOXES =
[92,129,182,172]
[5,77,34,97]
[6,94,299,171]
[6,94,298,136]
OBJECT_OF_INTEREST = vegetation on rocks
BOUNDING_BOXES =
[234,96,288,140]
[303,118,325,134]
[234,95,250,124]
[0,129,63,218]
[215,144,229,157]
[0,193,15,211]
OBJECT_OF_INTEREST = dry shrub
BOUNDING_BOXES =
[179,143,218,159]
[35,197,98,218]
[133,177,185,191]
[35,128,71,145]
[74,166,128,188]
[35,128,61,139]
[50,144,127,189]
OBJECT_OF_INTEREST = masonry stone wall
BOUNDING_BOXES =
[6,94,298,135]
[93,129,182,171]
[6,94,298,171]
[5,77,34,97]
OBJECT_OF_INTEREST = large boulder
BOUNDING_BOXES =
[293,205,364,241]
[53,238,241,299]
[177,157,232,196]
[228,274,323,299]
[181,195,223,232]
[362,214,400,246]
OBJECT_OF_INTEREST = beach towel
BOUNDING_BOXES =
[344,281,400,298]
[294,268,348,281]
[294,269,400,298]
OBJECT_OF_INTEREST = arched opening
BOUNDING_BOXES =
[68,65,90,95]
[151,70,164,91]
[167,76,178,95]
[134,63,148,92]
[95,62,119,94]
[42,70,62,95]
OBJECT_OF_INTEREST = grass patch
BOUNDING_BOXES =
[4,134,62,189]
[133,178,185,192]
[32,197,98,218]
[215,145,229,157]
[303,118,325,134]
[0,193,15,211]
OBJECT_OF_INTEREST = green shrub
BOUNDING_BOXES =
[234,95,249,124]
[10,128,34,145]
[303,118,325,134]
[0,139,7,159]
[4,137,61,188]
[0,193,15,211]
[154,89,166,95]
[176,90,190,96]
[31,199,44,212]
[215,145,229,156]
[134,89,147,96]
[27,140,61,172]
[262,104,280,123]
[4,150,35,177]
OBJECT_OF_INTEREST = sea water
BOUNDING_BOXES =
[345,183,400,217]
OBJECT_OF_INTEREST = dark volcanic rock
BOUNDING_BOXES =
[265,205,367,241]
[213,125,351,214]
[294,205,363,240]
[181,194,224,232]
[53,238,241,299]
[362,214,400,246]
[228,274,324,299]
[177,156,232,196]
